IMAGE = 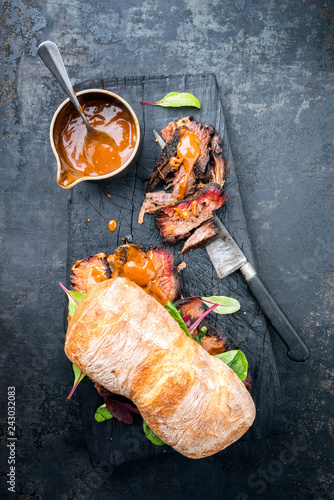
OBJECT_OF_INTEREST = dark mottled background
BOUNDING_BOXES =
[0,0,333,499]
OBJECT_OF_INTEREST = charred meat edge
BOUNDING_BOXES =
[181,219,218,254]
[70,244,180,303]
[145,129,180,193]
[70,253,111,294]
[147,247,180,302]
[161,115,215,175]
[175,296,204,320]
[109,244,180,300]
[138,165,197,224]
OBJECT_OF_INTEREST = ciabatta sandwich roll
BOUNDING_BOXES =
[65,277,256,459]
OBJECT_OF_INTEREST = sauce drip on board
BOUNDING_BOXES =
[169,130,201,200]
[56,97,137,187]
[111,245,170,305]
[108,219,117,232]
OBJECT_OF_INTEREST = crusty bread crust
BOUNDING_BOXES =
[65,277,256,458]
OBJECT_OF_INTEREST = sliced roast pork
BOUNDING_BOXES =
[161,115,214,178]
[70,244,180,305]
[145,129,180,193]
[175,296,205,321]
[70,253,111,294]
[209,134,225,188]
[138,191,176,224]
[211,133,223,154]
[139,117,227,252]
[210,154,225,188]
[155,183,226,244]
[181,219,218,254]
[138,163,197,224]
[199,319,237,354]
[147,247,180,302]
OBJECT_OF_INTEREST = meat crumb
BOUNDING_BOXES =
[177,261,187,272]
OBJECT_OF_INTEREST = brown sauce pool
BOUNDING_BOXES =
[54,94,137,187]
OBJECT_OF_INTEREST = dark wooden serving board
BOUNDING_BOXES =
[66,74,286,466]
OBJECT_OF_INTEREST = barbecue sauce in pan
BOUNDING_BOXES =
[55,96,137,187]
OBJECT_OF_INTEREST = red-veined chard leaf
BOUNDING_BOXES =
[139,92,201,108]
[59,283,86,397]
[59,282,84,317]
[189,303,218,333]
[201,296,241,314]
[67,363,86,399]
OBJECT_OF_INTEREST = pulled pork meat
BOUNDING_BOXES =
[139,116,226,252]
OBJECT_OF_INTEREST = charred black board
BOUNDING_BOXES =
[67,74,286,466]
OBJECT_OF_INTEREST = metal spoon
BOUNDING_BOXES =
[38,41,116,170]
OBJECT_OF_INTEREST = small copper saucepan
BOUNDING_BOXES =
[50,89,142,189]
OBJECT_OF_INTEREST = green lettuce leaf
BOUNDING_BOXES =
[165,301,191,337]
[143,421,165,445]
[95,403,113,422]
[201,296,241,314]
[193,326,207,344]
[215,350,248,381]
